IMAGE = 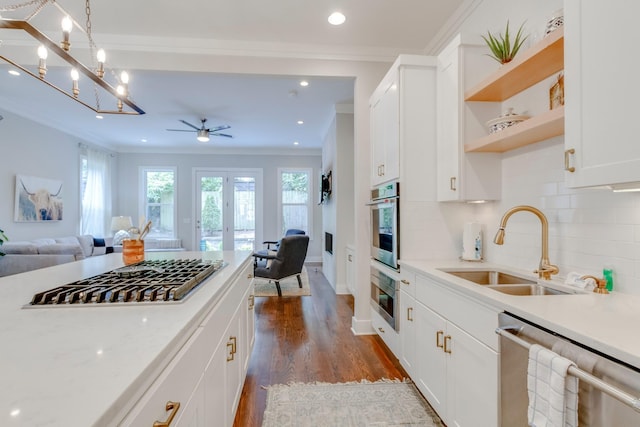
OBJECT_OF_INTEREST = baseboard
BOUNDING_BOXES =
[351,316,374,335]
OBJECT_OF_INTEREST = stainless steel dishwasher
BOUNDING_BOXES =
[497,312,640,426]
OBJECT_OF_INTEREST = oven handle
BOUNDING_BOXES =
[496,326,640,413]
[367,196,399,206]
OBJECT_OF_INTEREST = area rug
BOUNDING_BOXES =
[261,378,444,427]
[254,267,311,297]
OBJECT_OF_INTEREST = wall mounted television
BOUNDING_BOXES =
[319,170,332,204]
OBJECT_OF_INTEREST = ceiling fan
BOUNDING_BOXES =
[167,118,233,142]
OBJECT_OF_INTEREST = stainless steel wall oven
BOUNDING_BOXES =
[369,182,399,271]
[370,266,399,332]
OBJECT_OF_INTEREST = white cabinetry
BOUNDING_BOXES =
[119,259,255,427]
[398,266,499,426]
[564,1,640,189]
[370,55,436,192]
[436,34,501,201]
[345,246,355,295]
[370,73,400,185]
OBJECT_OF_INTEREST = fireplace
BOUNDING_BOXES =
[325,232,333,254]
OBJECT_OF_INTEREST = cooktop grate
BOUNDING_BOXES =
[28,258,225,306]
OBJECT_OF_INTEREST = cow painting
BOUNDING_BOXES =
[16,177,64,221]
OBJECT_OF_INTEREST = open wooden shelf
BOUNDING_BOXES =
[465,28,564,102]
[464,106,564,153]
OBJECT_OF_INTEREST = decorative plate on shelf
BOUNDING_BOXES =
[486,108,529,134]
[545,9,564,35]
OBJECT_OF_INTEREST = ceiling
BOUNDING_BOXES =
[0,0,466,153]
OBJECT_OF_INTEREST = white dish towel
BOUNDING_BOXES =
[527,344,579,427]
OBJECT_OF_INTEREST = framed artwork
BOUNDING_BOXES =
[14,175,64,222]
[549,73,564,110]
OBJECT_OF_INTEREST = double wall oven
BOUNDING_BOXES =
[369,182,400,332]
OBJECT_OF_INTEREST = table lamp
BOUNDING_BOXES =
[111,216,133,245]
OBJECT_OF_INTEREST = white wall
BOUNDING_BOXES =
[116,151,324,260]
[0,109,87,241]
[321,108,355,293]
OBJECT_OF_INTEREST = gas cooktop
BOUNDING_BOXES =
[27,258,226,307]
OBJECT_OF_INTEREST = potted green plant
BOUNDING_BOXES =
[0,228,8,256]
[482,20,528,64]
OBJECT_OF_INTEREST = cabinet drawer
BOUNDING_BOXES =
[119,327,209,426]
[415,274,499,351]
[371,306,399,355]
[398,267,417,298]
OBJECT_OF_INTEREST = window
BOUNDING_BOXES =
[278,168,312,237]
[140,167,176,238]
[80,146,112,236]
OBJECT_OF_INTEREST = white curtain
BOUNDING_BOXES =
[81,147,112,236]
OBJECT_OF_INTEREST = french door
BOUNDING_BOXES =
[194,169,261,251]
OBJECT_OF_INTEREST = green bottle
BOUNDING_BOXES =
[603,265,614,292]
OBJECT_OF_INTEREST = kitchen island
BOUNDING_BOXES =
[0,250,254,427]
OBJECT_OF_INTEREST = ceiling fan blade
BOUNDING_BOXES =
[208,125,231,132]
[166,128,196,132]
[179,119,201,131]
[213,133,233,138]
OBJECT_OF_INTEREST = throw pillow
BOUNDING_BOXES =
[92,238,114,255]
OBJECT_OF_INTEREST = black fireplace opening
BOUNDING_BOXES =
[325,232,333,254]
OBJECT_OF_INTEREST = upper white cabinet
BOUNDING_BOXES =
[370,72,400,185]
[564,1,640,189]
[370,55,436,193]
[436,34,502,201]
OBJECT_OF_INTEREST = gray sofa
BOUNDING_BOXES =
[0,235,113,277]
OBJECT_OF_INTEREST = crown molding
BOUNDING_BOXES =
[423,0,484,55]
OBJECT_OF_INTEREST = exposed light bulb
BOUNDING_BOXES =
[37,45,48,60]
[61,16,73,33]
[120,71,129,84]
[70,68,79,98]
[61,16,72,51]
[96,49,106,78]
[37,45,47,78]
[116,85,125,96]
[328,12,346,25]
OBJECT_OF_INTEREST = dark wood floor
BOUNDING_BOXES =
[233,266,407,426]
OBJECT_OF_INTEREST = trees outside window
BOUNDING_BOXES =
[141,168,176,238]
[279,168,312,237]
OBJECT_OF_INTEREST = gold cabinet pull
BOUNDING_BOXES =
[564,148,575,172]
[444,335,452,354]
[378,327,385,333]
[348,254,353,262]
[247,273,253,279]
[248,294,255,310]
[407,307,413,321]
[400,279,410,285]
[227,336,237,361]
[153,401,181,427]
[450,176,457,191]
[436,330,444,348]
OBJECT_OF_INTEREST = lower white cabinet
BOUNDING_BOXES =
[398,267,499,427]
[119,258,254,427]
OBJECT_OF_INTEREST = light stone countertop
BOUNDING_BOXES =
[400,259,640,369]
[0,250,252,427]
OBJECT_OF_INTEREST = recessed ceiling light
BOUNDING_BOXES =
[297,120,304,125]
[293,141,300,145]
[299,80,309,87]
[328,12,346,25]
[95,115,103,119]
[141,138,147,143]
[8,70,20,76]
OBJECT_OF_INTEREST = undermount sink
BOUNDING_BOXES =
[442,269,537,285]
[486,284,568,296]
[439,269,571,296]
